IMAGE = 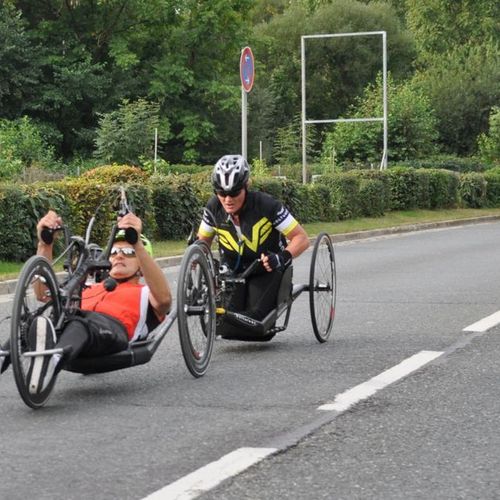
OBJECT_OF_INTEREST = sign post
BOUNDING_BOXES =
[240,46,254,160]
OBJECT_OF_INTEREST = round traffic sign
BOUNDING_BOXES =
[240,46,255,93]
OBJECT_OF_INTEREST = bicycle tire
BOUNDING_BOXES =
[10,256,62,408]
[177,244,216,377]
[309,232,336,343]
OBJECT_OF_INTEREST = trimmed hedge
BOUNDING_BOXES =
[459,172,487,208]
[2,164,500,262]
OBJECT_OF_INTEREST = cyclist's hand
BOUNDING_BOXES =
[117,212,142,243]
[261,250,292,272]
[37,210,62,244]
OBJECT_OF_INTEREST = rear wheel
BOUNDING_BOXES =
[10,256,62,408]
[177,244,216,377]
[309,233,336,343]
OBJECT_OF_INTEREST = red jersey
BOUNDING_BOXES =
[81,282,153,341]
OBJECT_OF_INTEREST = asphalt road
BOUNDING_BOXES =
[1,221,499,500]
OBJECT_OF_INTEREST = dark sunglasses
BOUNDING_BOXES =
[214,188,243,198]
[110,246,136,257]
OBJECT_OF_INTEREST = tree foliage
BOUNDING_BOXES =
[0,0,497,167]
[94,99,169,165]
[321,74,438,165]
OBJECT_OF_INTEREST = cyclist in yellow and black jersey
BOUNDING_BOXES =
[197,155,309,340]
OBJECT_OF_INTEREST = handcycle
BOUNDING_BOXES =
[8,187,216,408]
[176,214,336,347]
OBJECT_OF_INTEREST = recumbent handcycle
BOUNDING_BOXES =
[175,214,337,368]
[6,188,216,408]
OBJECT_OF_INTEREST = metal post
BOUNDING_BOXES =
[381,31,388,170]
[301,36,307,185]
[242,87,247,159]
[154,128,158,173]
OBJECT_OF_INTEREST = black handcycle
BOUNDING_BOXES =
[176,229,336,348]
[9,188,216,408]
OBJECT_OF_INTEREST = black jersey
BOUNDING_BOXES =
[199,191,298,272]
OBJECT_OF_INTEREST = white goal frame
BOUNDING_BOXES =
[301,31,388,183]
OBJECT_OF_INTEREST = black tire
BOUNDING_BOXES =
[10,256,62,408]
[309,233,336,343]
[177,244,216,377]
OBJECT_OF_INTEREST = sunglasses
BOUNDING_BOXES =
[214,188,243,198]
[110,246,136,257]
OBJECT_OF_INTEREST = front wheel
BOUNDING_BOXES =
[10,256,62,408]
[309,233,336,343]
[177,244,216,377]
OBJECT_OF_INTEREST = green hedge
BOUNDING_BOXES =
[1,164,500,262]
[459,172,487,208]
[151,174,204,240]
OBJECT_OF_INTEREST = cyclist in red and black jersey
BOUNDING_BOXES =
[0,210,172,394]
[198,154,310,340]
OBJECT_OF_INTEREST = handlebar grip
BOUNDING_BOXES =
[124,227,138,244]
[40,226,63,245]
[40,228,54,245]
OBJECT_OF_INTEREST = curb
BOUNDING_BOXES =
[1,215,499,297]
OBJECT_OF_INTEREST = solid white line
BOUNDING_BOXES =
[142,447,276,500]
[463,310,500,332]
[317,350,443,412]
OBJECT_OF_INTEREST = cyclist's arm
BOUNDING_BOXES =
[34,211,62,301]
[36,210,62,261]
[283,223,310,258]
[196,234,214,246]
[118,212,172,318]
[136,242,172,318]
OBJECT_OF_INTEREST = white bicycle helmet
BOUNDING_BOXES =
[212,155,250,193]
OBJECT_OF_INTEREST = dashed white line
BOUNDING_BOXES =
[317,350,443,412]
[142,447,276,500]
[463,310,500,332]
[141,350,443,500]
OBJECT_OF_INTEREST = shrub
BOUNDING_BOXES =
[386,167,419,210]
[82,164,149,184]
[427,169,459,208]
[151,175,203,240]
[484,168,500,207]
[459,172,487,208]
[321,173,361,220]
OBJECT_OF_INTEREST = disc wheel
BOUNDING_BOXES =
[309,233,336,343]
[10,256,62,408]
[177,244,216,377]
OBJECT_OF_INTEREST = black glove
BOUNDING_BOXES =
[266,250,292,271]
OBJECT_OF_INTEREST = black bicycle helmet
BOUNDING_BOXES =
[212,155,250,192]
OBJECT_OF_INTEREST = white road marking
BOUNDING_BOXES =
[463,310,500,332]
[142,447,276,500]
[142,350,443,500]
[0,294,13,305]
[317,350,443,412]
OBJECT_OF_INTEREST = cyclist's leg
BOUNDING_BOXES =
[218,271,283,341]
[0,339,10,374]
[58,311,129,361]
[245,270,283,320]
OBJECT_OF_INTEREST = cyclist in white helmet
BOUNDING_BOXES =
[197,154,310,341]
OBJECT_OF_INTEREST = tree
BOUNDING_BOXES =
[94,99,169,165]
[251,0,416,161]
[412,42,500,154]
[0,116,60,180]
[0,4,40,119]
[321,74,438,165]
[405,0,499,62]
[477,107,500,166]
